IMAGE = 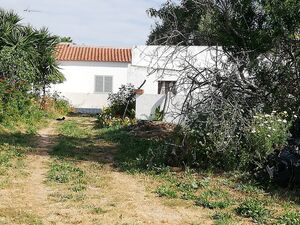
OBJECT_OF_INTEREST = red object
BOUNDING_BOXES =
[134,89,144,95]
[56,44,132,63]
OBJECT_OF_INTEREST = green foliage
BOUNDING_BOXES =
[107,84,136,118]
[0,8,66,128]
[97,107,136,128]
[196,189,232,209]
[147,0,300,175]
[275,211,300,225]
[242,112,292,169]
[154,106,163,121]
[236,198,270,223]
[97,84,136,128]
[56,36,73,43]
[147,0,208,45]
[99,127,170,172]
[47,161,85,184]
[155,185,177,198]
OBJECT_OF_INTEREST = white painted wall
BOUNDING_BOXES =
[128,45,220,95]
[136,94,186,124]
[51,61,130,110]
[51,45,220,113]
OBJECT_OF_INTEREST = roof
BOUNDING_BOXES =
[55,44,132,63]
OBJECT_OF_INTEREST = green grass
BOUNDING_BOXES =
[196,189,232,209]
[212,212,234,225]
[0,140,31,188]
[96,123,300,225]
[236,198,270,223]
[156,185,178,198]
[47,161,85,184]
[58,121,90,138]
[47,119,92,204]
[99,127,166,172]
[275,211,300,225]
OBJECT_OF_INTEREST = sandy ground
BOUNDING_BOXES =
[0,117,212,225]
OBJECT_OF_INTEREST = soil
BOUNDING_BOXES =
[0,117,212,225]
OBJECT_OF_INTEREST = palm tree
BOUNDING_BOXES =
[0,8,65,108]
[33,28,65,108]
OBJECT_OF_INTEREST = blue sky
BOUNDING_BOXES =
[1,0,166,47]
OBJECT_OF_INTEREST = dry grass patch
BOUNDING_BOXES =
[0,208,42,225]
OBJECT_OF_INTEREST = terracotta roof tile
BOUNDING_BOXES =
[55,44,132,63]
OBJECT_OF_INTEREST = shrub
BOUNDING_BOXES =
[166,111,293,172]
[236,198,269,223]
[242,111,292,169]
[43,92,72,116]
[107,84,136,118]
[97,108,136,128]
[97,84,137,128]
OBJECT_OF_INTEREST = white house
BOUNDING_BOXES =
[52,43,218,119]
[52,44,132,113]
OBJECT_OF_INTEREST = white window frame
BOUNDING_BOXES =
[94,75,113,93]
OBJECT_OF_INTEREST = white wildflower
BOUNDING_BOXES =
[283,119,287,123]
[293,115,298,118]
[267,134,271,138]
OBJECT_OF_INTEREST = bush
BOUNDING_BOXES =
[236,198,269,223]
[242,111,292,169]
[97,108,136,128]
[43,92,72,115]
[107,84,136,118]
[165,111,293,172]
[97,84,136,128]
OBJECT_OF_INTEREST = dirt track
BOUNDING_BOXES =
[0,117,212,225]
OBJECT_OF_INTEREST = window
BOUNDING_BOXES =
[95,76,113,93]
[158,81,176,95]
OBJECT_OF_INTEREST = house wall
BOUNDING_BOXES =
[136,94,186,124]
[127,66,179,94]
[128,45,220,95]
[51,61,129,110]
[52,45,221,113]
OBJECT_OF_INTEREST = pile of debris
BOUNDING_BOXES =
[128,120,177,139]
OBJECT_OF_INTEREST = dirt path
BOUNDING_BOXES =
[25,123,57,220]
[0,117,212,225]
[0,121,58,225]
[95,170,210,225]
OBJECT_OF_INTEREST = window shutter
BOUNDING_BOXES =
[95,76,104,92]
[104,76,113,92]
